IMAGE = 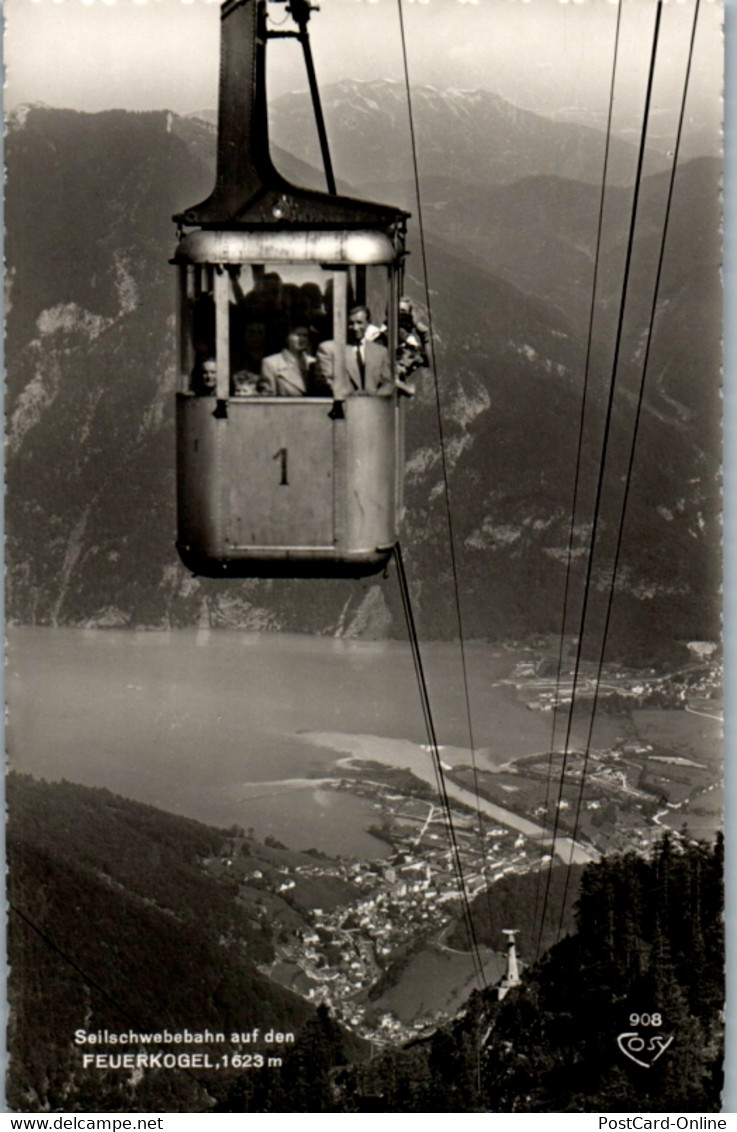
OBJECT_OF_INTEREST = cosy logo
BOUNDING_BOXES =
[617,1013,673,1068]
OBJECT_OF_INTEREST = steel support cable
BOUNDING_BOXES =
[394,543,487,989]
[291,1,337,196]
[555,0,703,944]
[531,0,625,953]
[394,543,487,987]
[535,0,665,961]
[395,552,452,812]
[8,900,219,1106]
[395,0,496,933]
[393,548,472,962]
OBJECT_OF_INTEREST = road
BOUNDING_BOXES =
[318,734,598,866]
[439,775,598,865]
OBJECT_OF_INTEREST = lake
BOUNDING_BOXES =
[5,626,692,857]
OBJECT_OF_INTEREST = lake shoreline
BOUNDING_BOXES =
[7,626,719,857]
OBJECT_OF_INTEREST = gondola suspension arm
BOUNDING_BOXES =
[268,0,337,195]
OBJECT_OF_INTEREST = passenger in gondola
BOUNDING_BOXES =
[363,313,387,347]
[252,271,288,354]
[231,369,261,397]
[191,356,218,396]
[369,296,427,397]
[315,305,394,399]
[259,325,330,397]
[298,282,331,350]
[281,282,303,334]
[231,320,267,396]
[396,296,429,387]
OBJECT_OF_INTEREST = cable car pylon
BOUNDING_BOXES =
[497,930,522,1001]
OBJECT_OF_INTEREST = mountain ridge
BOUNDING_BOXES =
[7,773,367,1112]
[4,103,720,661]
[267,77,673,190]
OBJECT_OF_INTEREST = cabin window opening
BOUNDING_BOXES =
[180,260,396,400]
[228,263,335,397]
[315,264,395,399]
[184,264,217,396]
[357,265,394,351]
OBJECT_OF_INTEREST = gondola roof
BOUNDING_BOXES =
[174,0,408,233]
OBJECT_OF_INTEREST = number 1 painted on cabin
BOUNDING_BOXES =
[273,447,289,486]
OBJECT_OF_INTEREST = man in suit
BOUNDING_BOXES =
[315,306,394,400]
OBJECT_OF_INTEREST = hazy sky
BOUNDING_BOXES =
[4,0,724,139]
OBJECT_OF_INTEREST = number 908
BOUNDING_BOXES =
[629,1013,662,1027]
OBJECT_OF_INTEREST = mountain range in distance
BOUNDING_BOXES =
[265,79,680,188]
[4,81,721,661]
[189,82,720,352]
[189,74,721,169]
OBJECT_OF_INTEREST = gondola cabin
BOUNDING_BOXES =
[173,0,409,577]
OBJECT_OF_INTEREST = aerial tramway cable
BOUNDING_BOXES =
[535,0,666,960]
[394,543,487,989]
[535,0,704,959]
[395,0,497,939]
[554,0,704,946]
[531,0,625,951]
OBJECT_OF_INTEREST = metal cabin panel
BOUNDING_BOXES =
[176,395,223,556]
[177,229,396,266]
[344,397,397,553]
[176,396,402,576]
[223,400,334,550]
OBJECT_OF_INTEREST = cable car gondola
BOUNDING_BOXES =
[173,0,410,578]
